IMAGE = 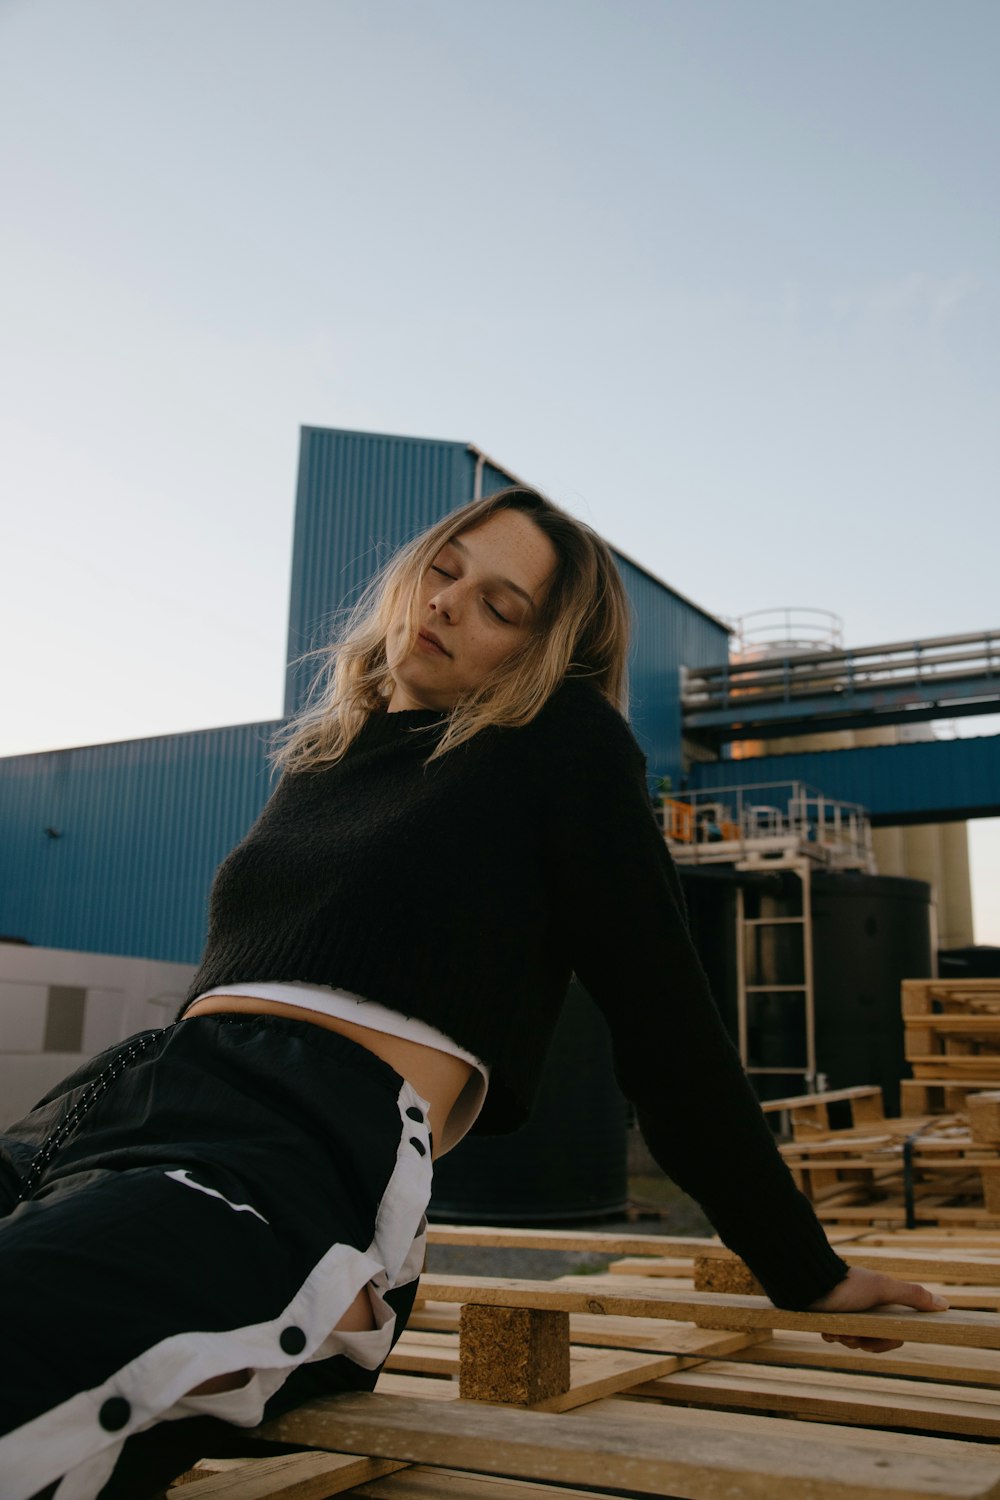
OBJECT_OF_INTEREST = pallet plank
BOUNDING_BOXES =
[726,1330,1000,1389]
[255,1389,1000,1498]
[348,1468,620,1499]
[166,1451,406,1498]
[609,1246,1000,1286]
[418,1274,993,1349]
[631,1359,1000,1437]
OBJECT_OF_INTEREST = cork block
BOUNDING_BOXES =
[968,1091,1000,1145]
[459,1303,570,1405]
[693,1254,764,1296]
[983,1169,1000,1216]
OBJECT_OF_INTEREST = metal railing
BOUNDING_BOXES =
[683,628,1000,712]
[661,780,874,871]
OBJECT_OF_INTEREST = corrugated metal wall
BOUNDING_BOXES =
[688,735,1000,824]
[0,724,279,963]
[615,553,729,782]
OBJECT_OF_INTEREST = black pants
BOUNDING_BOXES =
[0,1014,432,1500]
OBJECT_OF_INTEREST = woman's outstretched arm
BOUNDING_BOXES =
[542,687,947,1339]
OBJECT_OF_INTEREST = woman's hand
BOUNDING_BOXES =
[807,1265,949,1353]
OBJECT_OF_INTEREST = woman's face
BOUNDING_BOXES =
[387,508,558,712]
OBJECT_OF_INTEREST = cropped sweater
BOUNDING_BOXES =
[183,677,849,1309]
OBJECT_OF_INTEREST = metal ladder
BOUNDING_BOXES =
[735,857,816,1091]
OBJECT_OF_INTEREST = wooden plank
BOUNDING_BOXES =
[759,1086,884,1113]
[611,1245,1000,1286]
[166,1451,407,1498]
[347,1465,656,1498]
[399,1313,1000,1387]
[418,1273,995,1349]
[925,1286,1000,1312]
[857,1230,1000,1249]
[386,1330,460,1375]
[630,1359,1000,1438]
[728,1330,1000,1388]
[408,1301,770,1358]
[902,981,1000,1019]
[389,1335,696,1413]
[912,1058,1000,1077]
[255,1389,1000,1498]
[531,1348,691,1413]
[376,1373,460,1400]
[908,1018,1000,1034]
[817,1205,1000,1227]
[426,1225,718,1257]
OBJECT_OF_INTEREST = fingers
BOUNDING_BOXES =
[880,1276,949,1312]
[822,1332,904,1353]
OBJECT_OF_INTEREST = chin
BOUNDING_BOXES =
[393,669,453,711]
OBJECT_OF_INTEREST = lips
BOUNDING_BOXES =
[418,629,451,658]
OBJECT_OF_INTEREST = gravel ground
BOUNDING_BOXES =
[424,1179,714,1282]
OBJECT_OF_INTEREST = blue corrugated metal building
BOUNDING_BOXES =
[0,724,279,964]
[0,425,729,964]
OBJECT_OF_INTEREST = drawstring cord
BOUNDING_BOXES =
[16,1029,165,1202]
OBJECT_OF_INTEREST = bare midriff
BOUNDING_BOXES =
[181,994,474,1159]
[180,992,473,1388]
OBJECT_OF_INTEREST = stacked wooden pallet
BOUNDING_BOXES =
[902,979,1000,1115]
[778,1100,1000,1228]
[166,1224,1000,1500]
[762,984,1000,1227]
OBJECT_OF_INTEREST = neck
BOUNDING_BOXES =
[386,683,449,714]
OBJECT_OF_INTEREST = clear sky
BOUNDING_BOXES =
[1,0,997,939]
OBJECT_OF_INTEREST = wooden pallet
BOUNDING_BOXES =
[165,1224,1000,1500]
[903,983,1000,1109]
[778,1116,1000,1226]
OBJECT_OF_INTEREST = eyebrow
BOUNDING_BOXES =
[446,536,537,610]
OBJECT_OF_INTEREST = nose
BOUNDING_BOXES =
[429,577,463,622]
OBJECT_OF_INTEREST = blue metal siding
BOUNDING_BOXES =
[0,724,279,963]
[688,735,1000,823]
[616,556,729,782]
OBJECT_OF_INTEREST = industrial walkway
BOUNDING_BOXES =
[683,628,1000,744]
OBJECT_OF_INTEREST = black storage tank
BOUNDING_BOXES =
[679,867,932,1115]
[429,978,628,1223]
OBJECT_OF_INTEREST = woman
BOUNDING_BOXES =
[0,486,946,1500]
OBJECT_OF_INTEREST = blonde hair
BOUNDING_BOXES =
[272,486,631,772]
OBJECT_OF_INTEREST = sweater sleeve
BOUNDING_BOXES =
[542,695,849,1309]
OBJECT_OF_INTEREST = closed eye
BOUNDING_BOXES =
[485,599,512,624]
[431,565,455,579]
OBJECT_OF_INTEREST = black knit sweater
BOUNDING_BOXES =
[183,677,849,1308]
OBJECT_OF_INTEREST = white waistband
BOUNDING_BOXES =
[186,981,489,1154]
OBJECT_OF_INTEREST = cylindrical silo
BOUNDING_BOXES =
[677,867,932,1115]
[428,979,628,1224]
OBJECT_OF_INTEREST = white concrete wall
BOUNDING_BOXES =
[0,942,195,1127]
